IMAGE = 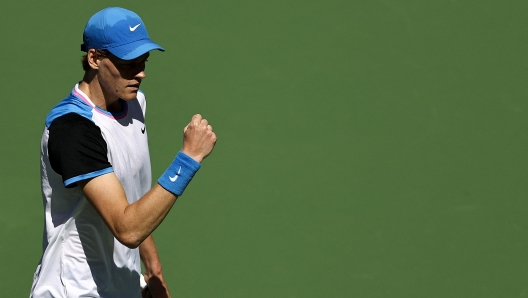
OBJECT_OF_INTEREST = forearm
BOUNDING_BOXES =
[120,184,178,246]
[140,235,171,298]
[123,150,204,244]
[80,176,178,248]
[140,235,163,275]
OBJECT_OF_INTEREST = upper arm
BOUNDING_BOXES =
[77,172,131,242]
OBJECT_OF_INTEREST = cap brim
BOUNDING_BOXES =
[108,39,165,60]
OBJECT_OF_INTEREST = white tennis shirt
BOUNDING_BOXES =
[31,84,152,297]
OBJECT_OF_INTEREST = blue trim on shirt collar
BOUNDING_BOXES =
[92,99,128,118]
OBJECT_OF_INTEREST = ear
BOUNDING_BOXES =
[86,49,101,70]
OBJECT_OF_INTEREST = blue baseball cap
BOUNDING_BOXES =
[81,7,164,60]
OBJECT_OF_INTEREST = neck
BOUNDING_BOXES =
[79,72,121,112]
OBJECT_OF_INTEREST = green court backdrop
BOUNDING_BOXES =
[0,0,527,297]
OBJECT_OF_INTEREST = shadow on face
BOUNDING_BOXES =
[106,52,149,80]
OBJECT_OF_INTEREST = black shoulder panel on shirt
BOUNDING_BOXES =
[48,113,112,186]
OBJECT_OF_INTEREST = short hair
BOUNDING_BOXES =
[81,49,110,72]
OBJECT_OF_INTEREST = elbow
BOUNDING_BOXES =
[120,239,142,249]
[115,231,144,249]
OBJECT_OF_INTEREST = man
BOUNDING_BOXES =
[30,7,216,297]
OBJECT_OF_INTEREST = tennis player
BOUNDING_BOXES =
[30,7,216,297]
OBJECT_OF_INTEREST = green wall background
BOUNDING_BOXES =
[1,0,527,296]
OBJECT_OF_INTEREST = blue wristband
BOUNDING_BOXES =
[158,151,201,196]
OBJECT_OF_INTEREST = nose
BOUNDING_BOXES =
[135,70,146,79]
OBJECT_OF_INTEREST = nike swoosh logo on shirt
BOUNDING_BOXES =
[169,166,182,182]
[130,24,141,31]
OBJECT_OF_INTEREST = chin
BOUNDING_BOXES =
[121,92,138,101]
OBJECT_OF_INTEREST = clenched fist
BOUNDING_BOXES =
[181,114,217,163]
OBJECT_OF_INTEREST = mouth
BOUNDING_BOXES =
[127,83,140,91]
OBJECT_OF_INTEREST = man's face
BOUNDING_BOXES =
[97,52,150,101]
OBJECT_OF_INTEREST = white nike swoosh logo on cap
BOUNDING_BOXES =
[169,166,182,182]
[129,24,141,31]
